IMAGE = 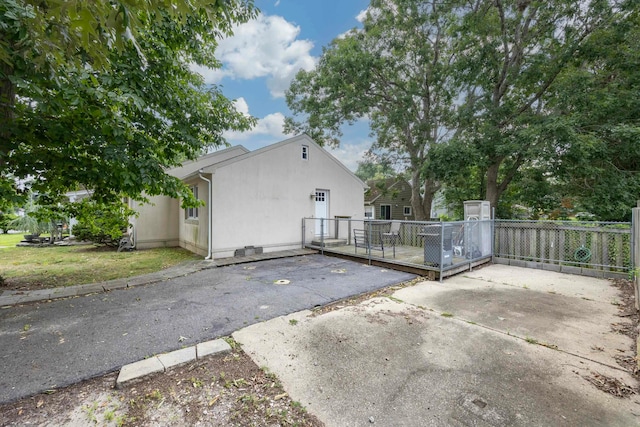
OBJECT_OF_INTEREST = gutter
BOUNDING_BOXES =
[198,170,213,260]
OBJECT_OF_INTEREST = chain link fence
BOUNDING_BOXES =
[302,218,492,277]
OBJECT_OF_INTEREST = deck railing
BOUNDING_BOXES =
[303,218,493,278]
[302,217,633,279]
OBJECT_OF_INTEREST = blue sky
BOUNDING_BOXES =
[191,0,372,171]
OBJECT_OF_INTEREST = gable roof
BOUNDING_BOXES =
[168,145,249,179]
[201,134,366,188]
[364,177,410,204]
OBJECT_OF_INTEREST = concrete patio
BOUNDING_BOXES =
[234,264,640,426]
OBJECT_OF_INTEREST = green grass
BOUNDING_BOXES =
[0,243,201,289]
[0,233,25,247]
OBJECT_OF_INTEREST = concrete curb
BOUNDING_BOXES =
[0,260,212,308]
[116,338,232,389]
[0,249,318,308]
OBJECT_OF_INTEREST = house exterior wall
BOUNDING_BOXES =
[366,180,415,221]
[208,137,365,258]
[130,196,180,250]
[131,146,247,255]
[177,177,210,257]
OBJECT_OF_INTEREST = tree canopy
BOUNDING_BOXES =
[545,6,640,220]
[286,0,461,220]
[286,0,638,221]
[1,0,256,208]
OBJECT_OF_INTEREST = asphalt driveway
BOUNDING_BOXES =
[234,265,640,426]
[0,254,415,403]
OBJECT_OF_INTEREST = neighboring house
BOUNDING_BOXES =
[63,189,94,235]
[130,134,366,258]
[364,177,415,221]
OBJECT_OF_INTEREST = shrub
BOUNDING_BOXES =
[72,200,134,247]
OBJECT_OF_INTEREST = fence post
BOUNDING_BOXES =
[439,221,444,282]
[320,219,324,255]
[367,220,372,265]
[632,208,639,311]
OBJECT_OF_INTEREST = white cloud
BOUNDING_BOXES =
[223,97,286,141]
[233,97,250,115]
[193,14,317,98]
[324,139,372,172]
[356,9,369,23]
[190,64,229,86]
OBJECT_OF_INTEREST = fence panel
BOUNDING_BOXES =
[494,220,631,274]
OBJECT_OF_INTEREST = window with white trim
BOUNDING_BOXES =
[364,206,374,218]
[185,185,199,219]
[403,206,412,216]
[302,145,309,160]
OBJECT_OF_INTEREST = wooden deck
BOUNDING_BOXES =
[306,242,491,280]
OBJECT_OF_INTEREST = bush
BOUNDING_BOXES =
[72,200,133,247]
[0,212,17,234]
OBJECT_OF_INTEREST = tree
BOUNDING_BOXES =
[544,5,640,221]
[452,0,617,211]
[1,0,256,206]
[286,0,461,220]
[355,157,396,182]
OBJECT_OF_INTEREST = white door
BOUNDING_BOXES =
[315,190,329,236]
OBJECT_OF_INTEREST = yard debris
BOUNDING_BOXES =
[583,372,637,398]
[311,276,427,317]
[0,348,322,426]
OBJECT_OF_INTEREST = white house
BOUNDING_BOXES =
[130,134,366,258]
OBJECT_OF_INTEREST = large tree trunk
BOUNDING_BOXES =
[485,161,501,211]
[0,62,15,165]
[422,178,440,220]
[410,170,440,221]
[410,170,428,220]
[485,155,524,215]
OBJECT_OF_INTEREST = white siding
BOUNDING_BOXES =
[133,135,365,258]
[209,137,364,258]
[130,196,180,250]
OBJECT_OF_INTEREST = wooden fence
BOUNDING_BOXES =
[494,220,631,272]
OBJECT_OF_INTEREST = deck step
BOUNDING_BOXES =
[311,238,347,248]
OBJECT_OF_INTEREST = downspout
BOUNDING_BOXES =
[199,171,213,260]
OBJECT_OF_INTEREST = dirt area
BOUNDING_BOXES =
[585,278,640,395]
[1,275,637,426]
[0,340,322,427]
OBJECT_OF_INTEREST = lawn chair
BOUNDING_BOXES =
[382,221,401,247]
[354,228,391,258]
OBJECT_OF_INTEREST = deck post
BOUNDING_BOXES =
[367,220,372,265]
[320,219,324,255]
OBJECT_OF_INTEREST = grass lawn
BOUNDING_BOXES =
[0,235,202,290]
[0,233,24,247]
